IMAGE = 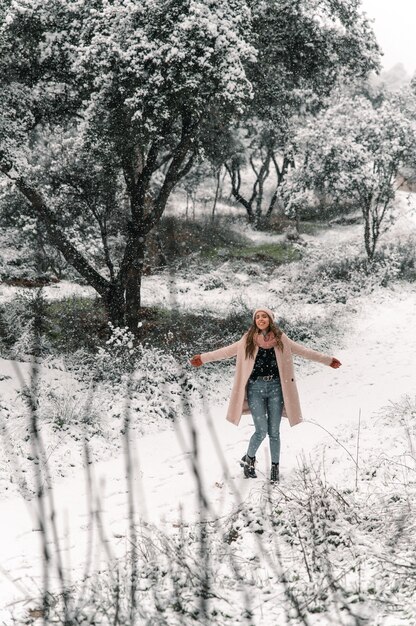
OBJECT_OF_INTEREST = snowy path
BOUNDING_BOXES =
[1,283,416,617]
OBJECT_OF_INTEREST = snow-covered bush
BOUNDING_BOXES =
[0,289,52,358]
[33,463,416,625]
[16,378,104,434]
[378,238,416,283]
[9,319,48,360]
[41,385,103,432]
[123,350,193,424]
[200,273,226,291]
[95,322,140,379]
[284,240,413,306]
[92,323,197,424]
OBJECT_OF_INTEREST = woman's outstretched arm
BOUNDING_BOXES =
[286,335,341,368]
[190,339,241,367]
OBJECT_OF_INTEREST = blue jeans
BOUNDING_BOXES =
[246,379,284,464]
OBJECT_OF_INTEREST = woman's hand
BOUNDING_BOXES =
[330,357,342,369]
[190,354,203,367]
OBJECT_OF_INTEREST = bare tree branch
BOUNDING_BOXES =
[8,173,110,295]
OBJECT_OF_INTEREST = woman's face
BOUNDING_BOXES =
[255,311,271,331]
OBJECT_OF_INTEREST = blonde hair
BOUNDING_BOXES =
[245,317,284,359]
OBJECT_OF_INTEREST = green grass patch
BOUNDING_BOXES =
[147,216,249,267]
[227,242,302,264]
[149,216,306,267]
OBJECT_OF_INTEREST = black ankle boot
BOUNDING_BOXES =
[240,455,257,478]
[270,463,279,483]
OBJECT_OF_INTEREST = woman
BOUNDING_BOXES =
[190,307,341,483]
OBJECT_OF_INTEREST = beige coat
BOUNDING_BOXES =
[201,333,333,427]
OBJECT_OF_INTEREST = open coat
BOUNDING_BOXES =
[200,333,333,427]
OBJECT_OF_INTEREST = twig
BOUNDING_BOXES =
[355,408,361,491]
[304,419,359,469]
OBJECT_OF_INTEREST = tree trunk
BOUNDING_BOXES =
[253,153,271,228]
[225,162,255,224]
[254,188,264,229]
[295,209,300,234]
[123,228,146,333]
[363,202,375,260]
[103,282,126,327]
[253,212,262,230]
[246,208,256,226]
[266,153,293,219]
[125,263,142,331]
[211,167,221,221]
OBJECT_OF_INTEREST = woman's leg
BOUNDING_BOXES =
[246,380,268,459]
[266,381,284,464]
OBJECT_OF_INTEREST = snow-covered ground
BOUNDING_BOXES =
[1,280,416,622]
[1,191,416,623]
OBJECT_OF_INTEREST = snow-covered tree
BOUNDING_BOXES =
[220,0,381,227]
[0,0,255,330]
[281,92,416,258]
